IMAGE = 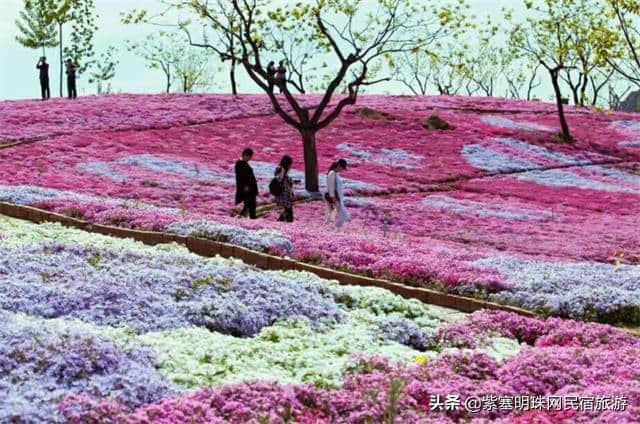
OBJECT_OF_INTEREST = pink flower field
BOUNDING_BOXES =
[1,93,640,324]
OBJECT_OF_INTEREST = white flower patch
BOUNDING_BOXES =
[619,140,640,148]
[166,220,294,254]
[611,120,640,132]
[342,197,377,208]
[462,138,631,193]
[517,169,640,194]
[338,143,424,169]
[475,256,640,319]
[0,184,182,214]
[584,165,640,186]
[337,143,374,160]
[481,115,553,132]
[422,195,557,222]
[463,138,604,175]
[495,138,597,165]
[118,154,232,184]
[461,144,538,173]
[246,161,379,194]
[77,162,128,182]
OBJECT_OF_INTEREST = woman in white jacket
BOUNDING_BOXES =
[325,159,349,228]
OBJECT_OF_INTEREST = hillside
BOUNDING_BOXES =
[1,93,639,324]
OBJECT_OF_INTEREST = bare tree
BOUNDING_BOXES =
[393,50,433,95]
[589,67,616,107]
[127,32,177,93]
[604,0,640,87]
[127,0,461,192]
[123,0,240,94]
[608,83,633,110]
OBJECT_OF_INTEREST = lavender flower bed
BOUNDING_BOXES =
[0,242,340,335]
[476,256,640,323]
[166,221,294,254]
[0,312,174,423]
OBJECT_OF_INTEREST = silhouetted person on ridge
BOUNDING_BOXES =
[275,60,286,93]
[235,148,258,219]
[65,59,77,99]
[36,57,50,100]
[267,61,276,92]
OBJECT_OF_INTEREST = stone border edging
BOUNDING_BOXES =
[0,201,534,317]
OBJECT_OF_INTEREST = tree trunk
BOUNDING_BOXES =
[59,23,63,97]
[570,85,579,106]
[579,74,589,107]
[550,71,571,142]
[166,70,171,93]
[301,128,319,193]
[230,58,237,95]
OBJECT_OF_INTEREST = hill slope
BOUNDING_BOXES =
[1,93,639,324]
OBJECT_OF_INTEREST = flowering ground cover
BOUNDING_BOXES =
[1,216,638,423]
[0,94,274,142]
[1,93,639,325]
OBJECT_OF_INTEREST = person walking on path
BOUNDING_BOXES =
[267,61,276,92]
[274,155,294,222]
[65,59,77,99]
[36,57,50,100]
[275,60,286,93]
[235,148,258,219]
[325,158,349,228]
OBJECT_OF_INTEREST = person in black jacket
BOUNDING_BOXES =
[65,59,77,99]
[235,148,258,219]
[36,57,50,100]
[275,60,286,93]
[267,61,276,92]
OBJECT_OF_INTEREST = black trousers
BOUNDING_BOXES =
[40,78,50,99]
[67,76,77,98]
[240,194,257,219]
[278,207,293,222]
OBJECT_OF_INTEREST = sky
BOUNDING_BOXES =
[0,0,527,101]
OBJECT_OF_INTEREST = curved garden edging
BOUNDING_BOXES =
[0,200,537,318]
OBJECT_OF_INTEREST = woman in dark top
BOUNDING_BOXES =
[274,155,294,222]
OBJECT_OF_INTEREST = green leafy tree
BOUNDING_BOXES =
[505,61,542,101]
[43,0,72,96]
[123,0,241,94]
[15,0,58,56]
[172,47,215,93]
[63,0,98,75]
[392,50,434,95]
[128,31,214,94]
[127,32,178,93]
[127,0,463,192]
[507,0,609,141]
[390,7,468,96]
[556,1,618,107]
[604,0,640,86]
[423,39,474,96]
[89,46,118,95]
